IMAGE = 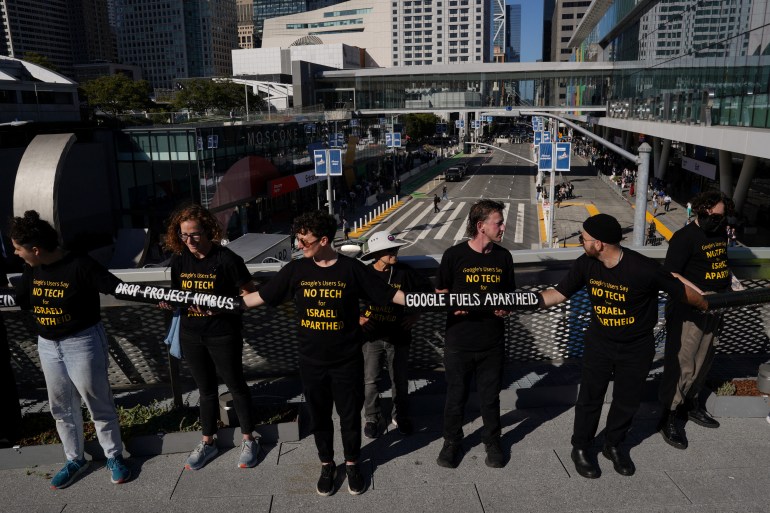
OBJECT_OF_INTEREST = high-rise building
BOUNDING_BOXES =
[542,0,555,62]
[254,0,345,47]
[491,0,505,62]
[391,0,490,66]
[237,0,255,49]
[506,3,521,62]
[114,0,237,90]
[551,0,590,63]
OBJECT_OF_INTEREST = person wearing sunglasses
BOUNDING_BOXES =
[163,204,259,471]
[537,214,706,479]
[658,191,743,450]
[359,231,431,440]
[238,211,407,496]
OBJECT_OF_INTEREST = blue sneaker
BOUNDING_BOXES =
[106,455,131,484]
[185,441,218,470]
[50,458,89,489]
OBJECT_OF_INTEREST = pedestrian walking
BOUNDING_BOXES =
[433,194,441,213]
[664,194,672,212]
[442,185,448,201]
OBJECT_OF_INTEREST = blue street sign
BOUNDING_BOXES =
[455,119,465,128]
[542,131,551,143]
[534,131,542,146]
[393,132,401,147]
[207,135,218,149]
[386,132,402,147]
[436,123,447,133]
[472,120,480,129]
[314,150,327,176]
[197,136,203,151]
[505,106,513,111]
[350,119,360,127]
[328,149,343,176]
[538,143,554,172]
[555,142,572,172]
[330,133,344,147]
[486,116,493,123]
[304,123,315,134]
[385,133,392,147]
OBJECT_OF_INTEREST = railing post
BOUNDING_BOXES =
[633,143,652,247]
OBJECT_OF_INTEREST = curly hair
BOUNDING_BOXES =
[9,210,59,252]
[691,190,735,217]
[292,210,337,242]
[465,199,505,238]
[163,204,223,254]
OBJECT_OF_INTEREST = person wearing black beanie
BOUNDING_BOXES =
[535,214,707,479]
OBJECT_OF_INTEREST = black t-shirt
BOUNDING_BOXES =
[555,248,685,343]
[664,222,731,293]
[361,262,433,345]
[170,244,252,335]
[258,254,398,365]
[437,242,517,351]
[17,253,121,340]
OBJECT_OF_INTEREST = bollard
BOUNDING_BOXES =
[354,221,357,232]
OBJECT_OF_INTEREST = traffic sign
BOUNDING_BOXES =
[486,116,493,123]
[350,119,360,127]
[330,133,344,147]
[542,131,551,143]
[538,143,554,172]
[314,150,327,176]
[207,135,219,149]
[436,123,448,134]
[455,119,465,128]
[555,142,571,172]
[534,131,542,146]
[386,132,401,147]
[197,136,203,150]
[328,149,343,176]
[472,120,480,129]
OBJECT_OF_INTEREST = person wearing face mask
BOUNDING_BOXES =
[658,191,742,450]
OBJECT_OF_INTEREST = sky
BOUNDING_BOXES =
[509,0,544,62]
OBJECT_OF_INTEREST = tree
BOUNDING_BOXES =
[402,113,440,142]
[81,74,151,116]
[22,52,58,73]
[173,79,264,115]
[172,79,215,114]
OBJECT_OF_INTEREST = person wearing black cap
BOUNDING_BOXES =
[537,213,707,479]
[359,231,432,439]
[658,191,742,450]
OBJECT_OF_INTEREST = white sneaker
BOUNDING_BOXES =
[766,413,770,425]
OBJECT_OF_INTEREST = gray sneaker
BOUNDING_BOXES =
[237,439,259,468]
[185,441,218,470]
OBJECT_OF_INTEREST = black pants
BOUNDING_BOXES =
[180,330,254,436]
[442,344,504,444]
[571,336,654,449]
[300,355,364,463]
[0,319,22,443]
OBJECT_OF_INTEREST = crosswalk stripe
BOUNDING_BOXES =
[501,203,511,242]
[416,202,452,241]
[385,202,424,233]
[398,204,436,237]
[514,203,525,243]
[434,201,466,240]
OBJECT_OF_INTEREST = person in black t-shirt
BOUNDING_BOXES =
[658,191,743,450]
[435,200,517,470]
[239,211,407,496]
[0,260,22,447]
[359,230,431,439]
[10,211,132,489]
[162,204,258,471]
[538,214,706,479]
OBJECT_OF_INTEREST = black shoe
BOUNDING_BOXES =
[484,440,505,468]
[570,448,600,479]
[658,412,688,450]
[363,421,379,439]
[601,445,635,476]
[316,463,336,496]
[688,407,720,428]
[392,417,414,435]
[345,463,365,495]
[436,440,461,468]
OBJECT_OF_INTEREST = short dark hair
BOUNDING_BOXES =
[9,210,59,252]
[293,210,337,242]
[691,191,734,217]
[465,199,505,238]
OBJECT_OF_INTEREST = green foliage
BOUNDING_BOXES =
[173,79,264,115]
[22,52,58,73]
[401,113,440,142]
[716,381,737,396]
[81,74,152,116]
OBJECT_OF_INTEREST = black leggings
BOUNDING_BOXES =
[180,330,254,436]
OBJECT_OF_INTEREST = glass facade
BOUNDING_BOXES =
[254,0,347,46]
[575,0,770,128]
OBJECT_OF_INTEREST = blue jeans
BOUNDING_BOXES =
[38,323,122,461]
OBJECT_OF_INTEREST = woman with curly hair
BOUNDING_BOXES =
[10,210,131,489]
[162,204,258,470]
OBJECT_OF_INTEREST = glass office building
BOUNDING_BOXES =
[254,0,347,46]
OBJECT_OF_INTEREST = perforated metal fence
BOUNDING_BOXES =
[5,279,769,390]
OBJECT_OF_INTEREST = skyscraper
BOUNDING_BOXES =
[253,0,346,47]
[237,0,256,49]
[506,3,521,62]
[491,0,505,61]
[391,0,490,66]
[114,0,237,90]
